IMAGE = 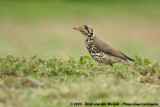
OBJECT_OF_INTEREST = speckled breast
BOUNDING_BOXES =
[85,37,110,64]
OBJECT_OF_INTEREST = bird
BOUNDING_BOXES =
[73,25,134,66]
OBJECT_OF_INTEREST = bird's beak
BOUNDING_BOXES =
[73,27,84,31]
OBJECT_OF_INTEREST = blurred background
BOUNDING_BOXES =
[0,0,160,61]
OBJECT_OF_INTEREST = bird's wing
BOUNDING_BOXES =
[93,36,133,61]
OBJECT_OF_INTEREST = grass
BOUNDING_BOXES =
[0,55,160,107]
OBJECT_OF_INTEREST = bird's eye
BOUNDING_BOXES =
[84,25,88,30]
[84,25,93,35]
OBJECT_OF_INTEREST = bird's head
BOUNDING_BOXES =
[73,25,95,37]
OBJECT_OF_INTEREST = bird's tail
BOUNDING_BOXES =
[122,53,134,62]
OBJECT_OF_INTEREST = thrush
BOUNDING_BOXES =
[73,25,134,66]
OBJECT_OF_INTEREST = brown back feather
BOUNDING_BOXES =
[93,36,133,61]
